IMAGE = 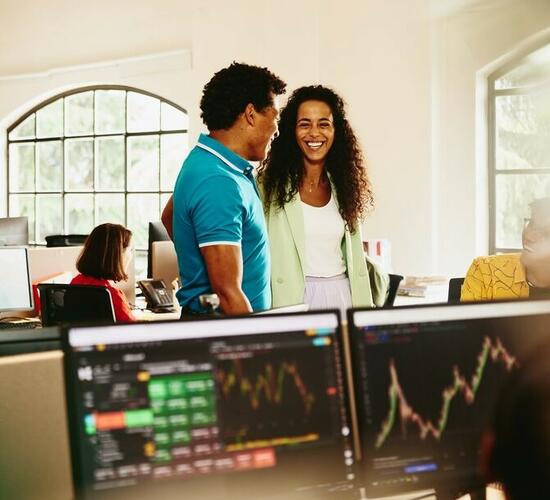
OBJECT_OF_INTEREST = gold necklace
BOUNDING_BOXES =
[306,176,323,193]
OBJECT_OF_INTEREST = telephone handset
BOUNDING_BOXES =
[137,279,175,312]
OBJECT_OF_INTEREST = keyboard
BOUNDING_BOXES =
[0,320,41,330]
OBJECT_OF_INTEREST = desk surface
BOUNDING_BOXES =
[133,308,181,321]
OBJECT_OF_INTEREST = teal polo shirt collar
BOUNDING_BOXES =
[196,134,254,177]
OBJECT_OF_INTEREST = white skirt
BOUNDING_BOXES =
[303,273,352,316]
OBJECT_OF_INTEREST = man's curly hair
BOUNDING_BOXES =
[257,85,374,232]
[200,62,286,130]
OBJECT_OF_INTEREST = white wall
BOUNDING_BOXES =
[433,0,550,276]
[1,0,550,276]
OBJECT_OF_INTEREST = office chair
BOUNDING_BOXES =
[45,234,88,247]
[38,284,115,327]
[385,273,404,307]
[447,277,465,303]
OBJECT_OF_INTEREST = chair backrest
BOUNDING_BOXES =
[38,284,115,327]
[45,234,88,247]
[448,277,465,303]
[385,273,404,307]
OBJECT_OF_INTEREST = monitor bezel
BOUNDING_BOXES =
[62,309,355,499]
[346,299,550,498]
[0,246,34,313]
[0,216,29,246]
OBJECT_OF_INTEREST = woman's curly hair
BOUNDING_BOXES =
[257,85,373,232]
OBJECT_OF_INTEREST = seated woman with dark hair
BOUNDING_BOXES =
[71,223,135,322]
[481,340,550,500]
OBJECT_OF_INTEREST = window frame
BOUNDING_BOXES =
[488,39,550,254]
[6,85,187,251]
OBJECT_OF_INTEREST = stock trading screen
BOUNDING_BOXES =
[352,313,547,497]
[68,325,353,498]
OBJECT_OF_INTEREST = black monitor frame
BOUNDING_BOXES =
[0,327,61,356]
[0,216,28,246]
[346,299,550,500]
[62,310,356,500]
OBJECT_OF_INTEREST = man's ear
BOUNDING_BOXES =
[244,103,255,126]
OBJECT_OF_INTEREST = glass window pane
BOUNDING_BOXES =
[160,193,172,211]
[160,133,187,191]
[95,90,125,134]
[9,143,35,192]
[36,194,62,243]
[65,194,94,234]
[127,92,160,132]
[127,194,159,249]
[9,195,35,242]
[65,138,94,191]
[127,136,159,191]
[36,99,63,138]
[36,141,63,192]
[9,114,35,140]
[95,194,125,225]
[96,137,125,191]
[161,102,188,130]
[495,173,550,249]
[496,91,550,170]
[65,92,94,136]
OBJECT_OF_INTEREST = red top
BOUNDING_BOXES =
[70,274,136,323]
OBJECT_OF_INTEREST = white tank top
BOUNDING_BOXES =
[301,195,346,277]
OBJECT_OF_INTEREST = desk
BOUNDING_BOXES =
[132,295,181,321]
[133,308,181,322]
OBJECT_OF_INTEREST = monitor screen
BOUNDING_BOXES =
[0,216,29,246]
[0,247,33,313]
[347,300,550,498]
[64,312,354,499]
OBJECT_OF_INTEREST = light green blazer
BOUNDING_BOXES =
[262,188,388,309]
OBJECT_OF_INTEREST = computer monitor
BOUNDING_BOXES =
[0,216,29,246]
[147,221,170,278]
[347,300,550,499]
[151,240,179,293]
[0,247,33,314]
[63,311,354,500]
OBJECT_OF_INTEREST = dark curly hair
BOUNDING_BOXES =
[200,62,286,130]
[257,85,373,232]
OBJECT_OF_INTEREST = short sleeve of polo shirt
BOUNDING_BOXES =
[191,175,244,247]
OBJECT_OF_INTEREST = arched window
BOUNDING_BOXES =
[7,86,188,275]
[488,42,550,252]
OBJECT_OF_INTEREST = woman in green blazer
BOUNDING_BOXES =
[257,85,388,312]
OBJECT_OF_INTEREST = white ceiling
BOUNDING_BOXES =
[0,0,194,77]
[0,0,522,78]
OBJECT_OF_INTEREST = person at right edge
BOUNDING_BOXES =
[166,63,286,316]
[461,197,550,301]
[257,85,388,314]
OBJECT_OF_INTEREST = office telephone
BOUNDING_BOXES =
[137,279,175,312]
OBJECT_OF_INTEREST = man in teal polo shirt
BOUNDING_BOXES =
[163,63,286,315]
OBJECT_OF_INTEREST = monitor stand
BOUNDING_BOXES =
[434,487,486,500]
